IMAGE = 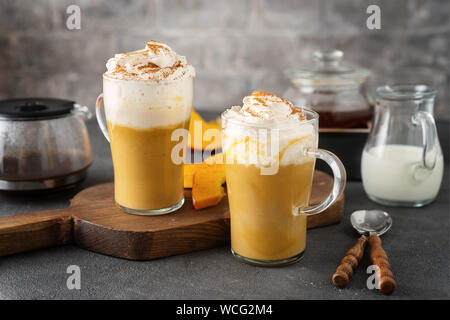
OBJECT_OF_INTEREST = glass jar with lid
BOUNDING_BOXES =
[284,50,373,129]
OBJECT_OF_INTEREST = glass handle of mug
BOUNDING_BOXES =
[95,93,110,142]
[413,111,437,170]
[295,149,346,216]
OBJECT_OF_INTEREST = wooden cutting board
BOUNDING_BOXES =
[0,170,344,260]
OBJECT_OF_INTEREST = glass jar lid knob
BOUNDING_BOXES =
[313,50,344,69]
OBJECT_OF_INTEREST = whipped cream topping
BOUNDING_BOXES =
[105,40,195,82]
[222,91,316,168]
[224,91,306,125]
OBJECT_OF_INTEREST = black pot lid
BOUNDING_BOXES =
[0,98,75,120]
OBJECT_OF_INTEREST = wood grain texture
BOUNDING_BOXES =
[368,235,396,295]
[0,209,72,257]
[73,185,231,260]
[332,236,367,288]
[0,170,344,260]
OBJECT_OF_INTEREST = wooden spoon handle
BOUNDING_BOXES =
[368,235,396,295]
[332,236,367,288]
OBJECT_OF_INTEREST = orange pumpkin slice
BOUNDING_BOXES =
[188,110,222,150]
[192,166,226,210]
[183,163,198,188]
[184,153,224,188]
[184,153,226,210]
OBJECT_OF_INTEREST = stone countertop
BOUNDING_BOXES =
[0,117,448,300]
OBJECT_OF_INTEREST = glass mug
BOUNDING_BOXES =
[96,75,193,215]
[222,108,346,266]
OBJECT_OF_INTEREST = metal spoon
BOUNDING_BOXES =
[332,210,396,295]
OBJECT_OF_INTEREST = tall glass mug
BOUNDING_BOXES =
[95,41,194,215]
[222,108,346,266]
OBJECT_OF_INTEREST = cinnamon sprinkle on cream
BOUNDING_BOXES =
[239,91,306,121]
[104,40,195,82]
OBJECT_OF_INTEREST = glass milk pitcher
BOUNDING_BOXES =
[361,85,444,207]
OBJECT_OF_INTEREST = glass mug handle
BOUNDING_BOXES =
[294,148,346,216]
[95,93,110,142]
[413,111,438,170]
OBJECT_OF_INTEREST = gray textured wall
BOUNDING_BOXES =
[0,0,449,119]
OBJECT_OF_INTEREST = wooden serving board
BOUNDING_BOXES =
[0,170,344,261]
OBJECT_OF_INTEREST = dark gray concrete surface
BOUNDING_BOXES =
[0,117,448,300]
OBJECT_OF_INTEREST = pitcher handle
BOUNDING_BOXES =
[295,149,346,216]
[413,111,437,170]
[95,93,110,142]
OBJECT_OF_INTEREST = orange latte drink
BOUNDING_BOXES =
[97,41,195,215]
[222,91,346,266]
